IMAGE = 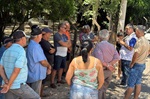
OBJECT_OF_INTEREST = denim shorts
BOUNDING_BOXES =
[53,55,66,70]
[127,63,145,88]
[70,83,98,99]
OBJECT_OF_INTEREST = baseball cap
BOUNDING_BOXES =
[12,30,27,40]
[2,37,13,45]
[31,25,42,36]
[42,27,53,34]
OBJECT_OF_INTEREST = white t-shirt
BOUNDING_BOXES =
[120,32,137,61]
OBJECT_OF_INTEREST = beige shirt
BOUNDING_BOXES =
[134,36,150,64]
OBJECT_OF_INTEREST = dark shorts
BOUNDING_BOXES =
[127,63,145,88]
[53,55,66,70]
[66,52,70,61]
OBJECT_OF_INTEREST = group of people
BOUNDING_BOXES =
[0,22,149,99]
[66,24,150,99]
[0,21,72,99]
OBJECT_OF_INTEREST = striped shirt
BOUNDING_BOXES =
[0,44,28,89]
[92,41,120,64]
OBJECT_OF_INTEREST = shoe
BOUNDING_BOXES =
[50,83,57,88]
[57,80,65,84]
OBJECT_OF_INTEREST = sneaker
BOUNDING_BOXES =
[57,80,65,84]
[50,83,57,88]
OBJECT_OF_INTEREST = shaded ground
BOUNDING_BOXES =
[41,58,150,99]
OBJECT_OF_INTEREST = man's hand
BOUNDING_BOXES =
[107,64,115,72]
[4,79,8,84]
[130,63,134,68]
[49,48,55,54]
[47,68,51,75]
[118,40,125,45]
[1,84,10,93]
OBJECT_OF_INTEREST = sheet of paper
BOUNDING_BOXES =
[55,47,67,57]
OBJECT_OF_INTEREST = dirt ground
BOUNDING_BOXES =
[41,58,150,99]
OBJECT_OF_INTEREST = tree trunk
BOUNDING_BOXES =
[91,0,100,32]
[117,0,127,32]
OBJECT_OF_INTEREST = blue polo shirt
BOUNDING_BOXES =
[0,44,28,89]
[26,40,47,83]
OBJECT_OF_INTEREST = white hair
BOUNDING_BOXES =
[99,29,110,40]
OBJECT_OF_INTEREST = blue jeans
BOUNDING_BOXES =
[128,63,145,88]
[70,83,98,99]
[0,76,5,99]
[121,60,131,85]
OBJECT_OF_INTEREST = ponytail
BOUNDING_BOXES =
[81,40,93,63]
[81,48,88,63]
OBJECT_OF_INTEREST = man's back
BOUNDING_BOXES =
[1,44,27,89]
[93,41,119,63]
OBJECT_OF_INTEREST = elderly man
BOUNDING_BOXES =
[50,22,71,88]
[124,26,150,99]
[0,30,40,99]
[92,29,120,99]
[119,24,137,86]
[39,27,55,96]
[26,25,51,95]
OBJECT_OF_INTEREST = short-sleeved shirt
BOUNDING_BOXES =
[39,38,54,65]
[54,32,68,47]
[92,41,120,64]
[0,44,28,89]
[134,36,150,64]
[120,32,137,61]
[81,32,95,42]
[54,32,68,56]
[26,40,47,83]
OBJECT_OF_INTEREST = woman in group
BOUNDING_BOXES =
[65,40,104,99]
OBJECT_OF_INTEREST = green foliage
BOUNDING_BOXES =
[77,0,120,20]
[43,0,77,22]
[127,0,150,24]
[0,0,77,33]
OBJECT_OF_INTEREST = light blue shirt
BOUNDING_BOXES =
[0,44,28,89]
[26,40,47,83]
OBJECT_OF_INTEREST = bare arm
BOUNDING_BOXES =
[0,65,8,84]
[130,52,138,68]
[65,59,75,86]
[97,60,104,89]
[40,60,52,70]
[49,48,55,54]
[119,40,133,51]
[1,67,21,93]
[58,40,71,48]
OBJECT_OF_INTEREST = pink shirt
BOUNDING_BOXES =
[92,41,120,63]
